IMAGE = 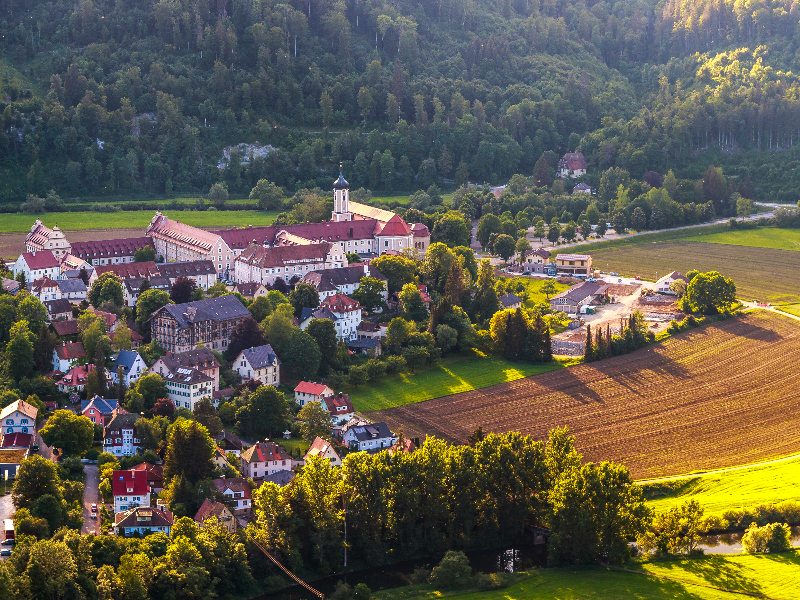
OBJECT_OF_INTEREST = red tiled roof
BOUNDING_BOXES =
[378,214,412,237]
[322,292,361,313]
[31,277,59,292]
[241,441,290,464]
[212,226,277,250]
[195,498,232,522]
[236,242,332,269]
[70,237,153,260]
[52,320,79,336]
[294,381,333,396]
[93,261,160,281]
[322,394,354,414]
[279,220,377,243]
[20,251,60,270]
[25,222,54,247]
[112,469,150,496]
[115,506,173,528]
[147,213,221,253]
[388,438,417,454]
[55,342,86,361]
[1,432,33,448]
[304,436,340,461]
[561,152,587,170]
[411,223,430,236]
[57,364,93,386]
[213,477,252,498]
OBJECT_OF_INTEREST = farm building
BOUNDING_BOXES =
[549,281,608,314]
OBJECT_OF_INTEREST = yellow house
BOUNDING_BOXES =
[555,254,592,277]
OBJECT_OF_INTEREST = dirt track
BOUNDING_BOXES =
[368,311,800,479]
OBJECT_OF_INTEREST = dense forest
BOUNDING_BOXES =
[2,0,800,205]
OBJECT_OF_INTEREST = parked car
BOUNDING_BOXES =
[91,503,97,513]
[0,549,11,557]
[1,539,14,546]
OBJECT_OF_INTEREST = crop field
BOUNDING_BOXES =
[368,311,800,479]
[348,350,571,412]
[642,455,800,517]
[683,227,800,251]
[589,241,800,302]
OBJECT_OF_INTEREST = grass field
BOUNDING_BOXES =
[348,350,572,413]
[588,242,800,302]
[0,210,280,232]
[642,455,800,517]
[368,311,800,479]
[683,228,800,251]
[778,304,800,317]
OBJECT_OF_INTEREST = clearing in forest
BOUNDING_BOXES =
[368,311,800,479]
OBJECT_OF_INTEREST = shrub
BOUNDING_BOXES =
[330,581,352,600]
[384,355,406,375]
[742,522,792,553]
[431,551,472,589]
[90,203,121,212]
[410,567,431,584]
[352,583,371,600]
[472,573,507,590]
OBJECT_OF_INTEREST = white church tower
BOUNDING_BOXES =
[331,164,352,222]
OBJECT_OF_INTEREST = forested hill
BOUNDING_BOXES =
[2,0,800,204]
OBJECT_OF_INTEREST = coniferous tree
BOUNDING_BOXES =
[584,324,594,362]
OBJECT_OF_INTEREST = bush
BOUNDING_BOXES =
[384,355,406,375]
[431,551,472,589]
[90,202,121,212]
[330,581,352,600]
[352,583,371,600]
[742,522,792,553]
[472,573,507,590]
[85,448,100,461]
[410,567,431,584]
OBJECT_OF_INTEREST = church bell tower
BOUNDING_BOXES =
[332,163,352,222]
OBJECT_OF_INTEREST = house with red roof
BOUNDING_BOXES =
[31,277,61,302]
[114,506,173,537]
[112,469,151,512]
[195,498,236,532]
[213,477,252,515]
[316,293,362,339]
[12,251,62,283]
[1,432,33,449]
[303,436,341,467]
[321,393,355,424]
[130,462,164,493]
[52,342,86,372]
[25,219,71,256]
[240,441,292,480]
[411,223,430,254]
[557,152,588,179]
[294,381,334,407]
[57,364,94,392]
[233,242,342,287]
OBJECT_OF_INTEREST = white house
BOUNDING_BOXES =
[112,469,151,513]
[655,271,690,295]
[213,478,252,516]
[110,350,147,386]
[30,277,61,302]
[303,436,342,467]
[343,422,397,452]
[103,410,141,457]
[299,293,361,340]
[0,400,38,437]
[240,441,292,479]
[162,368,214,411]
[114,507,173,537]
[13,251,62,282]
[294,382,333,407]
[233,344,281,387]
[300,263,388,302]
[52,342,87,373]
[56,279,88,301]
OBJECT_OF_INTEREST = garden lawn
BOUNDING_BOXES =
[0,210,279,232]
[348,350,571,412]
[679,227,800,251]
[641,455,800,517]
[373,567,738,600]
[279,437,310,457]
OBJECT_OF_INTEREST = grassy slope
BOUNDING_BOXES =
[778,304,800,317]
[0,211,279,232]
[642,455,800,517]
[348,350,572,412]
[680,228,800,251]
[375,552,800,600]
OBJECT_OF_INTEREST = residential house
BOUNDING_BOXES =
[51,320,79,339]
[149,295,251,353]
[233,282,269,299]
[152,348,221,391]
[294,382,333,407]
[303,436,342,467]
[557,152,588,178]
[123,276,171,307]
[162,367,214,411]
[112,469,151,512]
[233,344,281,387]
[1,400,38,437]
[57,254,92,275]
[114,507,173,537]
[213,478,252,516]
[342,422,397,452]
[572,182,592,194]
[321,393,355,424]
[300,263,388,302]
[216,431,244,457]
[81,396,119,426]
[195,499,236,533]
[346,338,381,357]
[213,446,230,470]
[656,271,690,294]
[52,342,86,372]
[131,463,165,493]
[336,417,372,440]
[0,448,29,481]
[499,293,523,310]
[523,248,551,274]
[549,281,609,314]
[31,277,61,302]
[356,321,382,340]
[110,350,147,386]
[1,278,21,295]
[388,438,417,454]
[158,261,218,289]
[13,251,62,283]
[70,237,154,267]
[44,299,73,321]
[301,293,361,340]
[56,279,88,302]
[240,441,292,480]
[25,220,71,256]
[555,254,592,277]
[57,364,93,392]
[103,410,141,457]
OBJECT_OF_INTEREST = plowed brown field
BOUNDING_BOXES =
[368,311,800,479]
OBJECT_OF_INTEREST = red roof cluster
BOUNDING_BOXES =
[57,364,93,387]
[112,469,150,497]
[20,251,60,270]
[70,237,153,260]
[294,381,332,396]
[322,292,361,314]
[31,277,59,292]
[241,441,290,463]
[377,214,412,237]
[93,261,160,280]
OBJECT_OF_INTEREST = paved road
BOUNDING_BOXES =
[81,465,100,535]
[0,492,13,530]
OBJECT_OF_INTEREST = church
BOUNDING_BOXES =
[145,168,429,283]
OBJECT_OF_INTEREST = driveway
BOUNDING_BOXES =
[81,465,100,535]
[35,432,55,462]
[0,492,13,532]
